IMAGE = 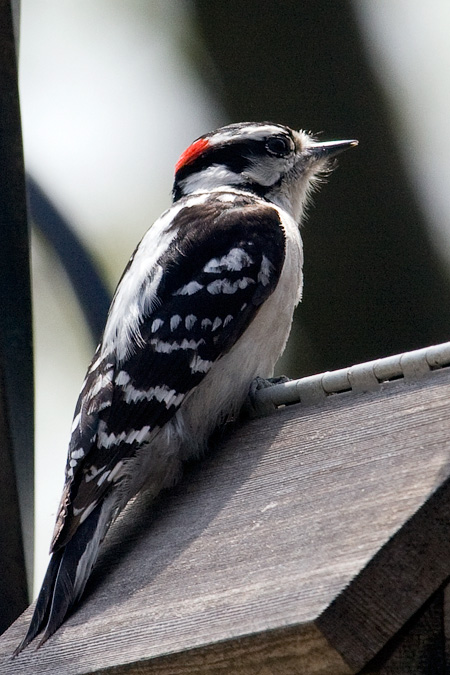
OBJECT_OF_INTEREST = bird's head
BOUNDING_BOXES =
[173,122,357,222]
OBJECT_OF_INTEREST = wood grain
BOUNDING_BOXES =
[94,625,351,675]
[2,368,450,673]
[317,474,450,670]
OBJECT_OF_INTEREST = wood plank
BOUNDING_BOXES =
[99,625,351,675]
[2,368,450,673]
[317,478,450,670]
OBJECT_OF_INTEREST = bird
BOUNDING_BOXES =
[15,121,357,654]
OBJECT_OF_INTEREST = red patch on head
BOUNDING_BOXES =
[175,137,210,174]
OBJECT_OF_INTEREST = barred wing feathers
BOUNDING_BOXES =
[53,195,286,551]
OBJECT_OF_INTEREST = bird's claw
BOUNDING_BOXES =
[243,375,291,419]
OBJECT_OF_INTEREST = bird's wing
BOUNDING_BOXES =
[51,194,286,551]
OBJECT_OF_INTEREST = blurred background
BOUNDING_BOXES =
[15,0,450,595]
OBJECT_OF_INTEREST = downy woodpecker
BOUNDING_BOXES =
[16,122,357,653]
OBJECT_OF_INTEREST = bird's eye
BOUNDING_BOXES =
[265,136,292,157]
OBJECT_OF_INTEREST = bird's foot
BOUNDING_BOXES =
[244,375,291,419]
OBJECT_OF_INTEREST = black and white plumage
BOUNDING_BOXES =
[15,122,357,654]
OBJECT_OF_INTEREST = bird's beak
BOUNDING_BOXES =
[307,139,359,160]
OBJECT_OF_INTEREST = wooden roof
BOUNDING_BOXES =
[2,344,450,673]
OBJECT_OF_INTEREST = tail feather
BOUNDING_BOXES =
[14,501,106,656]
[13,549,64,656]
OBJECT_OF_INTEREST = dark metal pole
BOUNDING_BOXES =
[0,0,33,626]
